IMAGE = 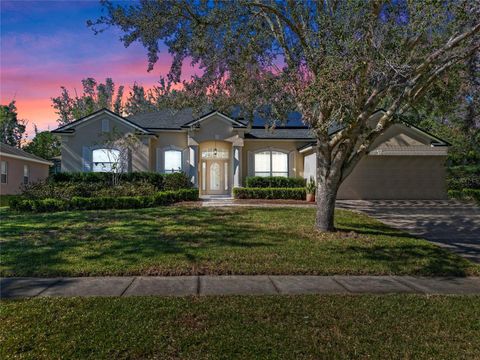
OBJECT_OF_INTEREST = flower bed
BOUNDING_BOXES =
[9,189,199,213]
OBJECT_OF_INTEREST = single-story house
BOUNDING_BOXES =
[0,142,53,195]
[51,108,449,199]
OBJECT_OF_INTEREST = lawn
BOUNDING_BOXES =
[1,206,478,277]
[1,295,479,359]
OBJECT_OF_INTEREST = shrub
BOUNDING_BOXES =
[448,189,480,203]
[233,187,306,200]
[245,176,306,188]
[49,172,191,191]
[162,172,192,190]
[447,165,480,190]
[10,189,199,213]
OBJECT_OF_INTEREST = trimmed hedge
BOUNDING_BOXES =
[448,188,480,202]
[49,172,191,191]
[245,176,306,188]
[9,189,199,213]
[233,187,306,200]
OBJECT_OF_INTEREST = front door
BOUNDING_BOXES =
[202,160,229,195]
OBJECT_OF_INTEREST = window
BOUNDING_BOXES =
[1,161,7,184]
[101,119,109,132]
[92,148,121,172]
[164,150,182,173]
[201,148,229,159]
[254,150,288,177]
[23,164,30,184]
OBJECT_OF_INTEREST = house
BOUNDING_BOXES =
[51,108,449,199]
[0,143,53,195]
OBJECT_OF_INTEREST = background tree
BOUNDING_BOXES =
[23,125,61,160]
[91,0,479,231]
[52,78,124,125]
[124,83,155,115]
[0,100,27,147]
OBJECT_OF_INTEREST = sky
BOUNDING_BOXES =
[1,0,183,135]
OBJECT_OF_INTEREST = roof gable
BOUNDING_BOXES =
[52,109,153,135]
[181,111,247,128]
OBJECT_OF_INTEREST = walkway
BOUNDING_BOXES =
[2,275,479,299]
[337,200,480,263]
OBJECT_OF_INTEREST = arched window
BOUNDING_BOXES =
[254,150,288,177]
[164,150,182,173]
[92,148,121,172]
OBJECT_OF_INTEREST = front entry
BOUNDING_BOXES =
[202,159,229,195]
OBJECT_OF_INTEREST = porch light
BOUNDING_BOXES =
[214,148,217,156]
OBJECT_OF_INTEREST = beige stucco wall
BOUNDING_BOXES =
[150,131,188,171]
[59,113,150,172]
[0,156,50,195]
[242,139,311,182]
[337,155,447,200]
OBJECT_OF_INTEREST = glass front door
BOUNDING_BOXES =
[202,160,229,195]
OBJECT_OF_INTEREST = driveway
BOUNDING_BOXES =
[337,200,480,263]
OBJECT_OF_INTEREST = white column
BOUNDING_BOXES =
[233,146,242,187]
[189,145,199,187]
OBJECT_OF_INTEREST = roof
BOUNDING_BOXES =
[245,127,314,140]
[52,108,155,135]
[0,142,53,165]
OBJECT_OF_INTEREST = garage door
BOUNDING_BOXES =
[337,155,447,200]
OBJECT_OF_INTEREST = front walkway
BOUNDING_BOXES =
[2,276,479,298]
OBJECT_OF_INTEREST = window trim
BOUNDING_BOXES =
[1,160,7,184]
[254,149,289,177]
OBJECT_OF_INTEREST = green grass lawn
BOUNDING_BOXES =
[1,295,479,359]
[1,206,478,277]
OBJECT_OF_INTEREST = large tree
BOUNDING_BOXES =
[52,78,124,125]
[0,100,27,147]
[90,0,479,231]
[23,126,61,161]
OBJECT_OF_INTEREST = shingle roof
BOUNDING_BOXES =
[245,127,314,139]
[127,108,314,139]
[0,142,52,165]
[127,108,201,129]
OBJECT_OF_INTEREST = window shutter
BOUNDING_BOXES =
[247,151,254,176]
[182,147,189,174]
[288,151,296,177]
[82,146,92,172]
[156,148,164,173]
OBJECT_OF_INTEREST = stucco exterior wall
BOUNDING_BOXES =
[59,113,150,172]
[242,140,310,182]
[150,131,188,171]
[0,156,50,195]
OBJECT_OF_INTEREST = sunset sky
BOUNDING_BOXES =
[1,0,183,135]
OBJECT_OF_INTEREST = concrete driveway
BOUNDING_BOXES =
[337,200,480,263]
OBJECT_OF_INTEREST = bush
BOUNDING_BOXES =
[233,187,306,200]
[448,189,480,203]
[447,165,480,190]
[10,189,199,213]
[49,172,191,191]
[245,176,306,188]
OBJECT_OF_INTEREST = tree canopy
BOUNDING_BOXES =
[23,126,61,161]
[90,0,479,231]
[0,100,27,147]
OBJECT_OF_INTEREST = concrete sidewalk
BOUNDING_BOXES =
[1,276,479,299]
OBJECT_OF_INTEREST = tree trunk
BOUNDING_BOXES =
[315,179,339,232]
[315,140,342,232]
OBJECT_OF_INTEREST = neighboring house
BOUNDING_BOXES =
[51,108,449,199]
[0,143,53,195]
